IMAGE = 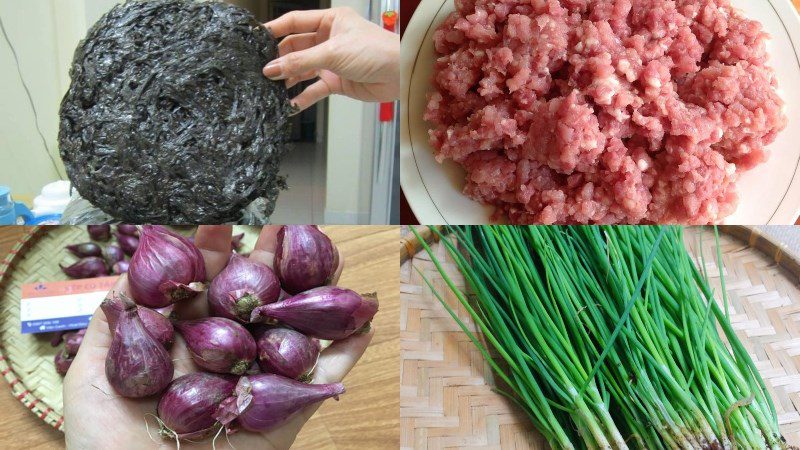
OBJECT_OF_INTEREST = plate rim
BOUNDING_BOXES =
[400,0,800,225]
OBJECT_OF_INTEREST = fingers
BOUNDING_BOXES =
[194,225,233,279]
[249,226,282,268]
[312,328,374,384]
[289,72,343,113]
[286,70,320,89]
[263,40,335,81]
[264,9,330,38]
[278,32,318,57]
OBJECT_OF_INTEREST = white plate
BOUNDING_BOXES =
[401,0,800,224]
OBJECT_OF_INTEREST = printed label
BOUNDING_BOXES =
[20,276,119,334]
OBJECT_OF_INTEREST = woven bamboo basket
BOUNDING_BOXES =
[0,226,260,431]
[400,226,800,449]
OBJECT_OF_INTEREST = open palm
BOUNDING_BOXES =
[63,225,373,450]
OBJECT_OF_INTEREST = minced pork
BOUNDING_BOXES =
[424,0,786,224]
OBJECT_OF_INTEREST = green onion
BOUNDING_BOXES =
[412,225,783,450]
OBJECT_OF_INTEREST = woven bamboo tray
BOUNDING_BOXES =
[0,226,260,431]
[400,226,800,449]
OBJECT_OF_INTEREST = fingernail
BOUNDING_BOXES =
[288,101,302,116]
[263,60,285,80]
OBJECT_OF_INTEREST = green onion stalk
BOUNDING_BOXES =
[412,225,785,450]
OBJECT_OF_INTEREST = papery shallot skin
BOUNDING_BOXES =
[101,294,175,348]
[175,317,256,375]
[274,225,339,294]
[157,372,237,440]
[250,287,378,340]
[105,299,174,397]
[60,256,108,279]
[215,374,344,432]
[256,327,320,380]
[208,254,280,322]
[128,225,206,308]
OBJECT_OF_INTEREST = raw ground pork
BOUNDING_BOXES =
[425,0,786,224]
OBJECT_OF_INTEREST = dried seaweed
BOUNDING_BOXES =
[59,0,291,224]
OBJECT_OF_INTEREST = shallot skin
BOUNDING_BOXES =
[251,287,378,340]
[274,225,339,294]
[175,317,256,375]
[128,225,206,308]
[157,372,237,440]
[256,327,320,380]
[105,301,174,398]
[208,254,280,322]
[215,374,345,432]
[101,294,175,348]
[104,245,125,265]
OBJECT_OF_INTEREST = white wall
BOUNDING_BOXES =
[0,0,120,203]
[324,0,376,224]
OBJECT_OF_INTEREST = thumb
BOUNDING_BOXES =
[263,40,336,81]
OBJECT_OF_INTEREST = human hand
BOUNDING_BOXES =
[262,7,400,112]
[63,225,373,450]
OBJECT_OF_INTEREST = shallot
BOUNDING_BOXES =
[116,232,139,257]
[64,329,86,356]
[274,225,338,294]
[61,256,108,279]
[117,224,139,236]
[111,260,129,275]
[101,294,174,348]
[208,254,280,322]
[215,374,344,432]
[128,225,205,308]
[66,242,102,258]
[157,372,237,440]
[87,225,111,241]
[55,350,73,376]
[175,317,256,375]
[103,245,125,265]
[256,327,320,380]
[251,287,378,340]
[105,295,173,397]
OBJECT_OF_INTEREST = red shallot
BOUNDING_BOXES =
[61,256,108,279]
[208,254,280,322]
[175,317,256,375]
[215,374,344,432]
[128,225,206,308]
[251,287,378,340]
[105,295,174,397]
[101,294,175,348]
[157,372,237,440]
[256,327,320,381]
[274,225,338,294]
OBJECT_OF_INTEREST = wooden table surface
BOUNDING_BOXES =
[0,226,400,450]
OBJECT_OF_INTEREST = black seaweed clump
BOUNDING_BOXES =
[59,0,291,224]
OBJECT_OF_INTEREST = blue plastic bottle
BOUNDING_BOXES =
[0,186,33,225]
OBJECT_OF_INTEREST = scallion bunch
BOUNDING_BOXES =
[413,226,783,450]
